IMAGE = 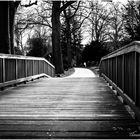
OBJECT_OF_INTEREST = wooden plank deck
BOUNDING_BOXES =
[0,76,139,138]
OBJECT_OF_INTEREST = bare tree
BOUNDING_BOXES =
[62,1,91,67]
[15,1,52,54]
[109,2,125,50]
[0,0,38,54]
[51,1,76,74]
[15,7,33,54]
[87,0,111,43]
[62,1,81,67]
[122,0,140,41]
[0,1,20,54]
[15,1,76,74]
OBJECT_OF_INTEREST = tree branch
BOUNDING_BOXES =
[21,0,38,7]
[69,1,81,19]
[60,1,76,13]
[72,11,91,33]
[14,1,21,9]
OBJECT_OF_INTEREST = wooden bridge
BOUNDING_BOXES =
[0,41,140,139]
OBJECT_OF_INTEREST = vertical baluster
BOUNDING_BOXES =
[111,58,113,81]
[122,55,125,92]
[47,63,49,75]
[116,56,118,85]
[52,66,53,76]
[37,60,40,74]
[15,59,18,80]
[109,58,111,79]
[107,59,109,77]
[50,65,52,76]
[45,62,47,75]
[51,67,53,77]
[32,60,34,76]
[0,58,2,83]
[23,59,27,84]
[25,59,27,77]
[37,60,39,74]
[138,53,140,108]
[134,52,137,105]
[2,58,5,83]
[43,60,45,73]
[105,60,107,76]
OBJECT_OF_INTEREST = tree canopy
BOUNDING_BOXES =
[1,0,140,74]
[82,41,109,66]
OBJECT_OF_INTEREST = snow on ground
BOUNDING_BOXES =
[65,68,96,78]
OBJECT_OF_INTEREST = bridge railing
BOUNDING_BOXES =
[99,41,140,121]
[0,53,55,88]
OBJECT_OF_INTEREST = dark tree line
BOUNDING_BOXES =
[1,0,140,74]
[82,41,109,66]
[0,1,77,74]
[0,1,38,54]
[123,1,140,42]
[82,0,140,66]
[0,1,20,54]
[18,1,84,73]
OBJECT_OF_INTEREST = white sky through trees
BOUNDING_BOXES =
[81,0,128,45]
[18,0,139,47]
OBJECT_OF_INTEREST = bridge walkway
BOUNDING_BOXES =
[0,68,139,138]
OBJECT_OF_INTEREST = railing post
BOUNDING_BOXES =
[15,59,18,80]
[25,59,27,77]
[0,54,54,84]
[37,60,38,75]
[43,61,45,74]
[99,41,140,121]
[2,58,5,83]
[51,67,53,77]
[134,52,137,105]
[32,60,34,76]
[122,55,125,92]
[107,59,109,77]
[116,56,118,85]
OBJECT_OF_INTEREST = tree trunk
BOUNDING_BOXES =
[64,7,73,68]
[66,22,72,68]
[0,2,10,54]
[0,1,19,54]
[9,2,17,54]
[52,2,64,74]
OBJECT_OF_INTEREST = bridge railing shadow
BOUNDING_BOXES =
[99,41,140,122]
[0,54,55,89]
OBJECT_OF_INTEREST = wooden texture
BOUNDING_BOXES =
[101,41,140,59]
[102,73,140,122]
[0,54,55,90]
[0,77,139,138]
[100,41,140,111]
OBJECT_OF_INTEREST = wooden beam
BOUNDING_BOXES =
[101,73,140,122]
[101,41,140,60]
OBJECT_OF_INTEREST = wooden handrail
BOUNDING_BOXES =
[0,53,55,89]
[101,41,140,60]
[99,41,140,121]
[0,53,54,68]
